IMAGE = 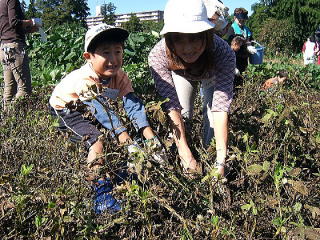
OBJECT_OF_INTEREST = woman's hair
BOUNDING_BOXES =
[164,29,215,73]
[309,35,315,43]
[234,8,248,15]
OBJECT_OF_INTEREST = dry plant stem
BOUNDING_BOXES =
[154,194,197,229]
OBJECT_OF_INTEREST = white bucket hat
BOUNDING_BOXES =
[160,0,215,35]
[203,0,229,18]
[202,0,229,31]
[84,24,129,52]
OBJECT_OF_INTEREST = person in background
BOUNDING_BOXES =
[148,0,235,178]
[0,0,38,110]
[226,8,255,93]
[261,70,288,90]
[302,36,317,65]
[49,24,165,214]
[203,0,230,37]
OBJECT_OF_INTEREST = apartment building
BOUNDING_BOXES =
[115,10,164,26]
[86,7,164,27]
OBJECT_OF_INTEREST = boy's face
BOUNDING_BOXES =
[85,42,123,79]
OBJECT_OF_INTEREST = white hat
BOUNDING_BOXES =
[84,24,129,52]
[160,0,215,35]
[202,0,229,31]
[202,0,229,18]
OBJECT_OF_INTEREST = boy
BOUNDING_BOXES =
[49,24,165,214]
[261,70,288,90]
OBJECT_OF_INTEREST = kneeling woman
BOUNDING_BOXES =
[148,0,235,177]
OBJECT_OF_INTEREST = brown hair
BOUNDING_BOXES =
[164,29,215,74]
[234,8,248,15]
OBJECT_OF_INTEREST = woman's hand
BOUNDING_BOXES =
[168,109,201,173]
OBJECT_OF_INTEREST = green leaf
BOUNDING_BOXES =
[20,164,34,176]
[241,203,252,211]
[247,164,263,175]
[211,216,219,227]
[262,161,271,172]
[35,215,47,228]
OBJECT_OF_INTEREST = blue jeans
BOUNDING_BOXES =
[84,93,149,137]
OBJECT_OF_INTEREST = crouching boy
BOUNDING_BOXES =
[49,24,165,214]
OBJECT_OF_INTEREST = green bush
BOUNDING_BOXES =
[123,31,160,93]
[27,23,86,86]
[256,18,303,55]
[24,23,160,93]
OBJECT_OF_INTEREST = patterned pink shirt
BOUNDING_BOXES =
[148,34,235,112]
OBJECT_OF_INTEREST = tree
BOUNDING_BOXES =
[35,0,90,27]
[257,18,301,55]
[247,3,274,37]
[122,15,143,33]
[248,0,320,53]
[141,20,164,33]
[274,0,320,35]
[101,3,117,25]
[24,0,41,19]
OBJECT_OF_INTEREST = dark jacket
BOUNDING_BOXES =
[0,0,26,43]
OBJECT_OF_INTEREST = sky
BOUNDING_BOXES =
[88,0,258,16]
[24,0,258,16]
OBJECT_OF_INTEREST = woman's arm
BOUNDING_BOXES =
[212,112,228,161]
[168,109,196,164]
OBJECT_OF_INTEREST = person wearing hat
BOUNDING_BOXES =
[226,7,254,92]
[148,0,235,178]
[49,24,166,214]
[227,8,252,41]
[203,0,231,37]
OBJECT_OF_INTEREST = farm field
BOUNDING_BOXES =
[0,24,320,239]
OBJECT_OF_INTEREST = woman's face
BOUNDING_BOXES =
[171,32,206,63]
[235,17,246,27]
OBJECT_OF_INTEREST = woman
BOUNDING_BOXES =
[203,0,231,37]
[302,36,317,65]
[148,0,235,177]
[226,8,254,90]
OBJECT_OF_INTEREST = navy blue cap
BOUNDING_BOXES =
[235,13,248,20]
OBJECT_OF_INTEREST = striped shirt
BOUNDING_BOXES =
[148,34,235,112]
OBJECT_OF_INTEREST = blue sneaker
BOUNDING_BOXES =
[92,179,122,214]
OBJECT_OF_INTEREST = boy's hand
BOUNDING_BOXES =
[247,45,257,54]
